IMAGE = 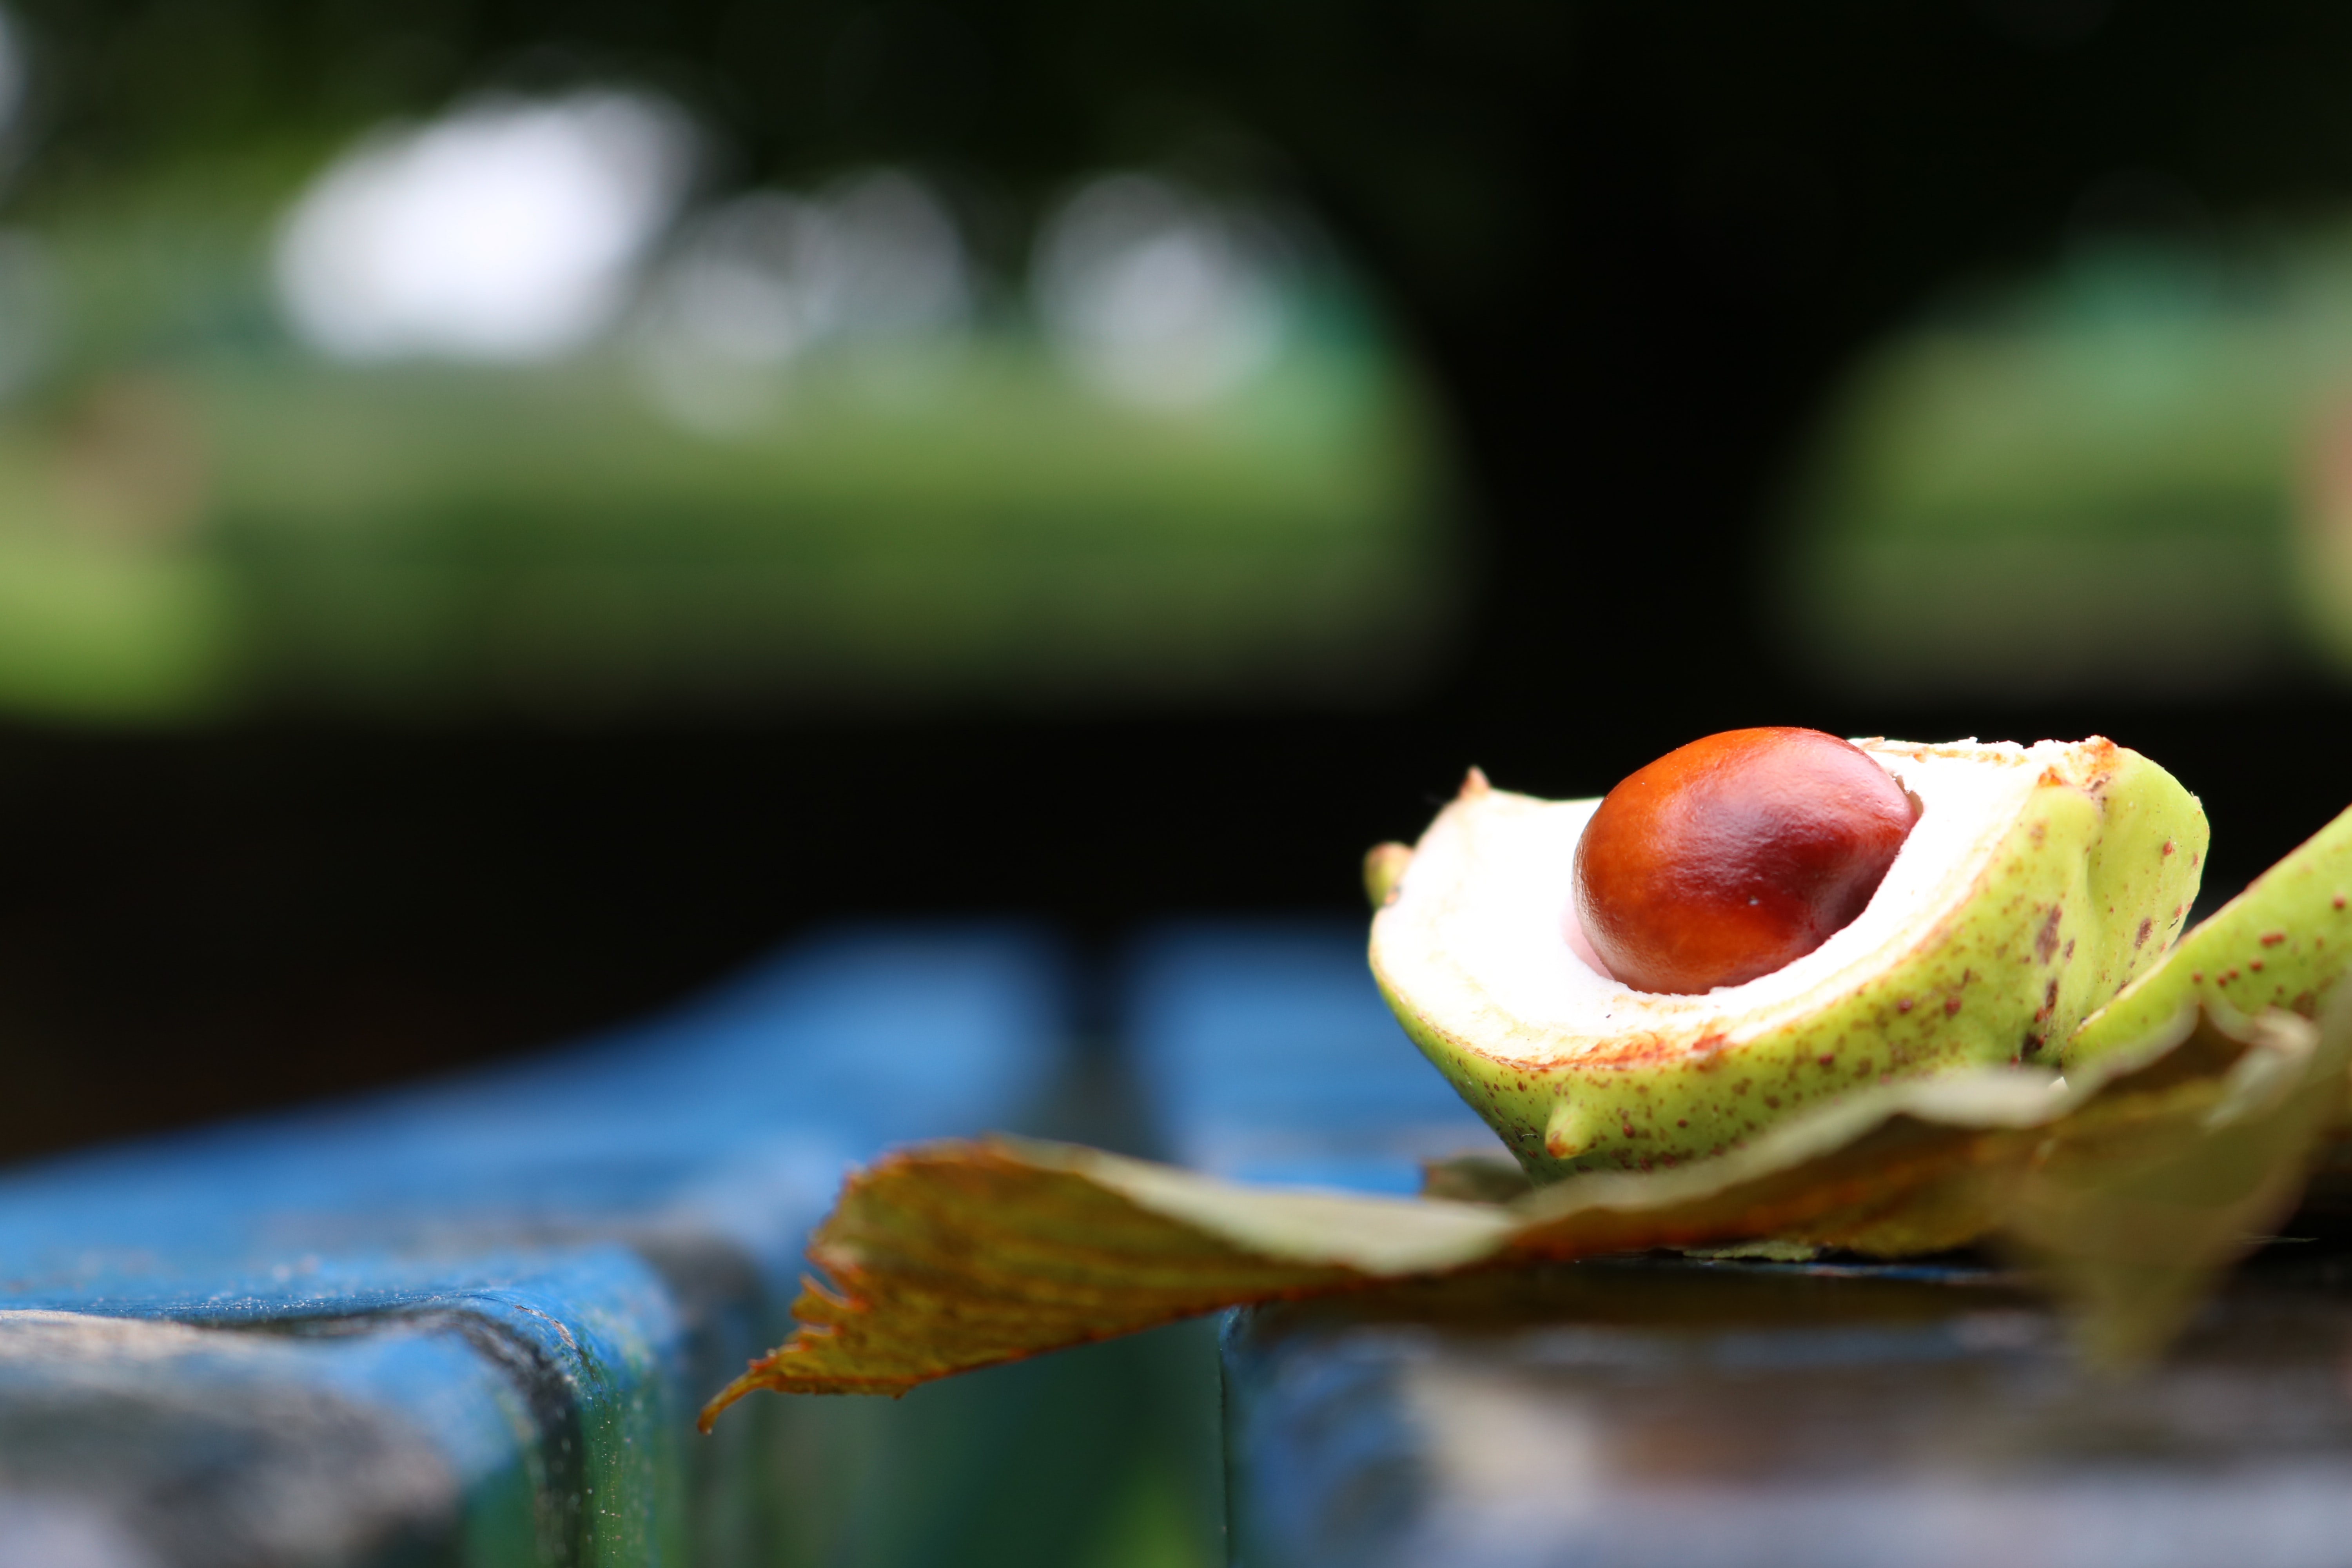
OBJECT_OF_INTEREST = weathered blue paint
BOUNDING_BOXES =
[0,926,1067,1566]
[1124,922,1493,1193]
[44,909,2294,1568]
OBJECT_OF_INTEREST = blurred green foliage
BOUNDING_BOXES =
[1780,232,2352,695]
[0,93,1459,723]
[0,335,1452,721]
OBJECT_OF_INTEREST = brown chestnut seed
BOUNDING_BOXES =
[1572,727,1919,994]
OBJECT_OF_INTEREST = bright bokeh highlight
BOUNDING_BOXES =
[275,92,695,363]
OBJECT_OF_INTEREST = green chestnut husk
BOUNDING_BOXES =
[1369,737,2220,1180]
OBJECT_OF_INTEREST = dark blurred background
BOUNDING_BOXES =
[4,0,2352,1155]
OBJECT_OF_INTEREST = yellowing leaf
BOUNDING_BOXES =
[701,991,2352,1428]
[2009,1005,2350,1366]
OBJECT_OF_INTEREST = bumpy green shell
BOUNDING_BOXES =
[2067,804,2352,1065]
[1372,743,2209,1181]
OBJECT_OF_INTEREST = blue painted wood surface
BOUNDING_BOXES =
[1124,923,1496,1194]
[0,927,1072,1567]
[53,910,2216,1568]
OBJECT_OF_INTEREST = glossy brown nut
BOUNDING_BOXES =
[1572,728,1918,995]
